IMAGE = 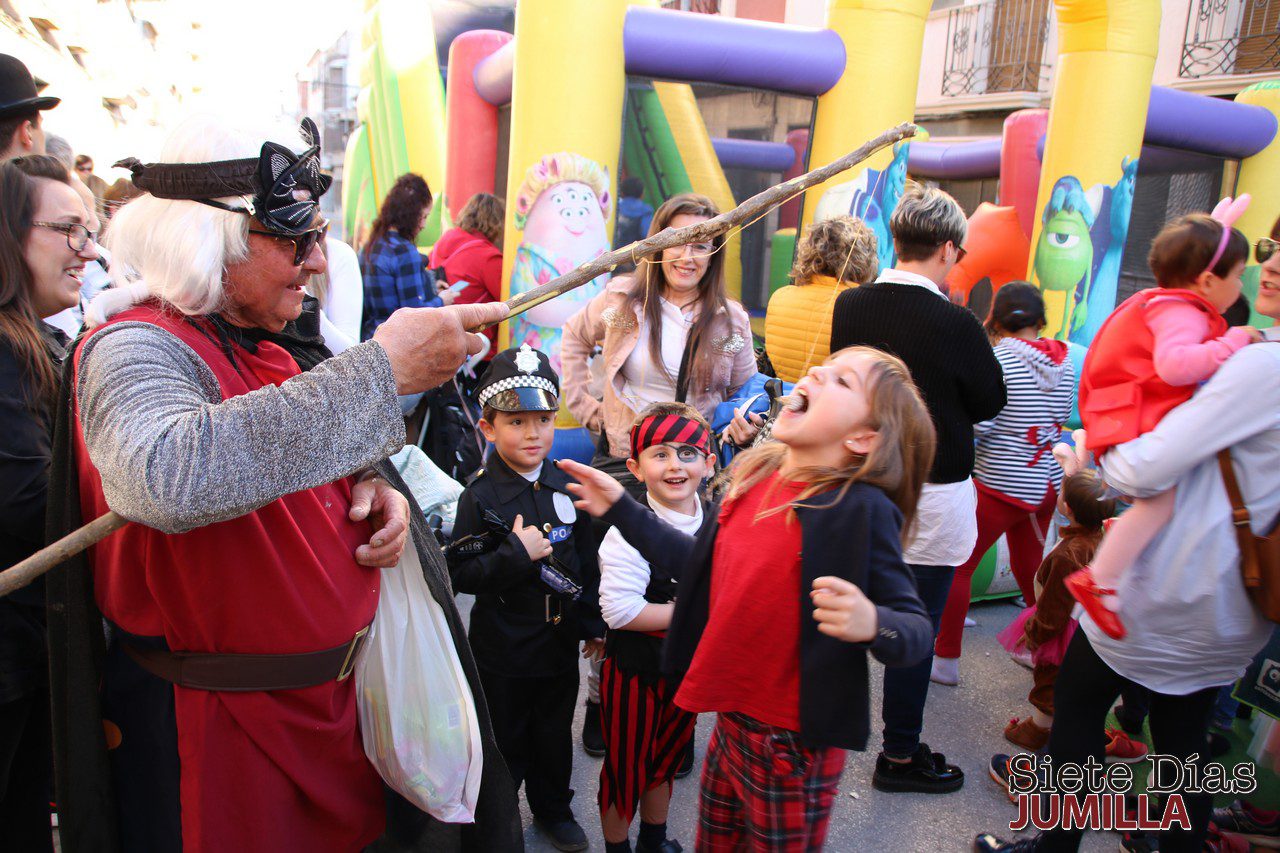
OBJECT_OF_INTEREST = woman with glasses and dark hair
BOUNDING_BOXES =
[561,193,756,760]
[0,154,97,852]
[359,172,455,340]
[562,193,757,487]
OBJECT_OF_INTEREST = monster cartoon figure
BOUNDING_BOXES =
[509,152,612,375]
[1033,176,1096,340]
[1073,156,1138,345]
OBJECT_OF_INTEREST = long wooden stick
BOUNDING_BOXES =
[0,123,915,600]
[489,122,916,328]
[0,510,127,598]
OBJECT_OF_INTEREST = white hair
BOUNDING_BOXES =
[92,114,305,323]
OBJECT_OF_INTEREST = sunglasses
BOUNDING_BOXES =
[249,221,328,265]
[1256,238,1280,264]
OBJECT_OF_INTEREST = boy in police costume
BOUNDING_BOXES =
[448,343,605,852]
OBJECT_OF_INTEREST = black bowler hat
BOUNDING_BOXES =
[0,55,59,118]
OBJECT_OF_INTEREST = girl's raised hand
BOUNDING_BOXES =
[810,576,878,643]
[556,459,625,517]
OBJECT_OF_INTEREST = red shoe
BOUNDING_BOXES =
[1104,728,1148,763]
[1065,567,1126,640]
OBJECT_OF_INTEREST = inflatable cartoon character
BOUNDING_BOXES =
[1033,176,1095,340]
[811,141,909,270]
[1074,156,1138,345]
[509,152,612,374]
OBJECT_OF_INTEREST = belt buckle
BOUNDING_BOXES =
[336,625,371,682]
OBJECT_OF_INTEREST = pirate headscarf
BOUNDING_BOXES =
[114,117,331,236]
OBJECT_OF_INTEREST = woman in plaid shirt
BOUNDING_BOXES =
[359,173,455,340]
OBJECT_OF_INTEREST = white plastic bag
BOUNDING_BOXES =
[356,544,483,822]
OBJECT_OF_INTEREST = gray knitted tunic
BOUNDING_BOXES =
[75,321,405,534]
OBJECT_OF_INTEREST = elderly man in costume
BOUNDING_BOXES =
[45,116,520,852]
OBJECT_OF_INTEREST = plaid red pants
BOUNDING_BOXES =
[696,712,846,852]
[598,658,697,824]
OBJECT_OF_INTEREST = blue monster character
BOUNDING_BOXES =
[851,142,909,271]
[1073,155,1138,345]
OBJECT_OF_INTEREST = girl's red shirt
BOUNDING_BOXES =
[676,472,807,730]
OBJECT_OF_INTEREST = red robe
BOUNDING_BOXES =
[1079,288,1225,456]
[74,304,384,851]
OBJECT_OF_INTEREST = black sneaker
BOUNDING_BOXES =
[674,738,695,779]
[872,742,964,793]
[1113,703,1146,737]
[636,839,683,853]
[582,700,605,757]
[534,817,589,852]
[973,832,1040,851]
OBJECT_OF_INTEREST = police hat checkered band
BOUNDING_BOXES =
[478,375,558,409]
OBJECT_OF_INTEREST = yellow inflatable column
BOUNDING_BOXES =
[803,0,930,271]
[379,0,449,245]
[1233,81,1280,330]
[502,0,627,420]
[1028,0,1160,343]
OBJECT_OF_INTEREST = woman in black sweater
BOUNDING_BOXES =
[0,156,98,851]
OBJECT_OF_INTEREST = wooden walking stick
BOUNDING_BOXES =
[0,123,915,599]
[490,122,916,328]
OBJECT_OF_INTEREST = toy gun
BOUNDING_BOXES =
[444,509,582,602]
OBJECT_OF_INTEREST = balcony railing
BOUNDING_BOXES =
[660,0,720,12]
[941,0,1051,97]
[1181,0,1280,79]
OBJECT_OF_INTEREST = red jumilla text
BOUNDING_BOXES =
[1010,794,1191,832]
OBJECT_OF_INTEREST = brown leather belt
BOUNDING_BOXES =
[120,626,370,692]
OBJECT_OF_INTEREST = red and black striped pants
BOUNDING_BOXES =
[598,658,697,824]
[697,712,845,852]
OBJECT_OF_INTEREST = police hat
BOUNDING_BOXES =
[476,343,560,413]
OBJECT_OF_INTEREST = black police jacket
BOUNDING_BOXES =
[449,453,605,677]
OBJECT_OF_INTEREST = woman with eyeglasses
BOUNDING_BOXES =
[562,193,757,490]
[0,154,97,852]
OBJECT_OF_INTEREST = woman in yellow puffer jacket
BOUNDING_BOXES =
[764,215,879,382]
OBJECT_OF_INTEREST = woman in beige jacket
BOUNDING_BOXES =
[562,193,757,485]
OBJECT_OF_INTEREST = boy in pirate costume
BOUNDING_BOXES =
[448,343,606,852]
[597,402,715,853]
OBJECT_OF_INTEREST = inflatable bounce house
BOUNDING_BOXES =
[346,0,1280,600]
